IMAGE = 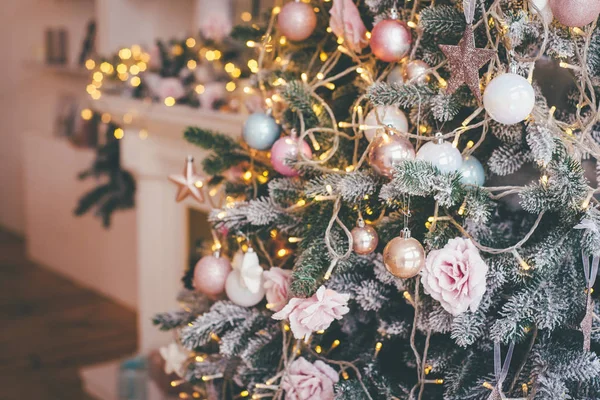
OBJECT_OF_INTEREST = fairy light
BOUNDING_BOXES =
[93,71,103,82]
[315,345,322,354]
[243,170,253,181]
[403,291,413,302]
[171,379,184,387]
[114,128,124,139]
[119,48,132,60]
[192,393,201,398]
[320,52,328,61]
[325,82,336,90]
[271,229,278,238]
[217,211,227,219]
[86,84,96,94]
[466,140,474,148]
[195,84,205,94]
[280,36,287,45]
[100,62,113,74]
[101,113,111,123]
[240,390,250,397]
[195,355,204,362]
[272,6,281,14]
[435,379,444,384]
[80,108,93,120]
[565,127,573,135]
[164,97,176,107]
[246,40,256,48]
[226,82,237,92]
[187,60,197,70]
[241,11,252,21]
[91,91,102,100]
[301,73,308,82]
[201,373,224,381]
[483,382,494,390]
[540,174,548,186]
[424,365,432,375]
[374,342,383,357]
[123,113,133,124]
[342,371,350,380]
[338,121,353,128]
[407,21,417,28]
[116,63,127,74]
[522,383,528,395]
[329,339,341,351]
[130,76,141,87]
[85,59,95,70]
[345,165,355,172]
[186,37,196,48]
[248,59,259,72]
[513,250,530,271]
[337,36,344,44]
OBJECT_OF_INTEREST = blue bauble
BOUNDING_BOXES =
[242,113,281,150]
[459,155,485,186]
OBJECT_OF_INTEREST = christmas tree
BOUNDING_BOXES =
[154,0,600,398]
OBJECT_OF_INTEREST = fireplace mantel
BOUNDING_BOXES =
[92,95,247,351]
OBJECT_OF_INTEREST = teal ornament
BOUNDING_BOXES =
[459,155,485,186]
[242,113,281,150]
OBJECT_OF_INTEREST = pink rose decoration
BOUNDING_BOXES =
[198,82,226,110]
[272,286,350,339]
[199,13,233,42]
[329,0,368,53]
[263,267,292,312]
[156,78,186,101]
[421,237,488,316]
[281,357,339,400]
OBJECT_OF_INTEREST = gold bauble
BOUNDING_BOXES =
[351,223,379,255]
[368,132,415,178]
[383,236,425,279]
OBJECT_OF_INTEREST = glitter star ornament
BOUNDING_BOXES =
[168,156,205,203]
[438,24,496,102]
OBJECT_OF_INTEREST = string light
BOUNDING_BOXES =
[130,76,141,87]
[195,84,205,94]
[342,371,349,380]
[195,355,204,362]
[240,390,250,397]
[241,11,252,22]
[114,128,125,139]
[101,113,111,123]
[315,345,322,354]
[164,97,176,107]
[85,59,95,70]
[80,109,93,121]
[186,37,196,48]
[187,60,197,70]
[374,342,383,357]
[226,82,237,92]
[119,48,132,60]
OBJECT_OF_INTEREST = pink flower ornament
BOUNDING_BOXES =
[263,267,292,312]
[272,286,350,339]
[329,0,368,53]
[421,237,488,316]
[281,357,339,400]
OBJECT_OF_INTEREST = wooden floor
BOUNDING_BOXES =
[0,230,137,400]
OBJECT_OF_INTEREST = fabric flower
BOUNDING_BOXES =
[421,237,488,316]
[329,0,368,53]
[280,357,339,400]
[272,286,350,339]
[263,267,292,312]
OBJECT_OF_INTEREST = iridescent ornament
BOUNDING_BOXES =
[459,155,485,186]
[270,131,313,176]
[225,269,265,307]
[383,229,425,279]
[193,252,232,298]
[370,18,412,62]
[368,131,415,178]
[416,134,463,173]
[549,0,600,27]
[386,65,405,85]
[242,112,281,150]
[351,218,379,255]
[403,60,430,84]
[277,1,317,41]
[364,105,409,142]
[483,73,535,125]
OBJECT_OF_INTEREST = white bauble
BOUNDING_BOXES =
[225,269,265,307]
[416,139,463,173]
[483,73,535,125]
[386,66,405,85]
[459,155,485,186]
[364,105,409,142]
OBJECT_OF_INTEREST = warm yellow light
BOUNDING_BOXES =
[85,59,95,70]
[139,129,148,139]
[246,40,256,48]
[114,128,124,139]
[100,62,112,74]
[331,339,341,349]
[213,50,222,60]
[243,170,253,181]
[187,60,197,70]
[195,355,204,362]
[342,371,349,380]
[375,342,383,351]
[93,71,103,82]
[284,324,291,331]
[248,59,259,72]
[272,6,281,14]
[320,52,328,62]
[172,44,183,56]
[565,127,573,135]
[226,82,236,92]
[101,113,111,123]
[116,63,127,74]
[466,140,474,148]
[424,365,433,375]
[130,76,141,87]
[192,393,200,399]
[186,37,196,48]
[118,72,129,81]
[540,174,548,185]
[301,73,308,82]
[438,78,448,88]
[119,48,132,60]
[316,72,325,80]
[315,345,322,353]
[195,84,205,94]
[164,97,176,107]
[205,50,216,61]
[129,64,140,75]
[123,113,133,124]
[241,11,252,22]
[217,211,227,219]
[81,108,93,120]
[279,36,287,45]
[231,68,242,78]
[194,180,203,188]
[137,61,147,72]
[407,21,417,28]
[91,91,102,100]
[277,249,288,257]
[296,199,306,206]
[240,391,249,397]
[225,62,235,73]
[86,84,96,94]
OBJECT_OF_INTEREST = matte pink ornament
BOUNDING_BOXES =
[277,1,317,41]
[270,134,312,176]
[549,0,600,27]
[193,254,232,298]
[370,19,412,62]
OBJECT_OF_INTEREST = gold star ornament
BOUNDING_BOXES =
[439,24,496,102]
[168,156,205,203]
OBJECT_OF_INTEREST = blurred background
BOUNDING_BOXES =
[0,0,272,398]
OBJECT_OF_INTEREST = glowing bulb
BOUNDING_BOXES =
[139,129,148,139]
[85,59,95,70]
[129,64,140,75]
[226,82,236,92]
[130,76,141,87]
[119,48,132,60]
[114,128,124,139]
[80,109,93,120]
[164,97,176,107]
[187,60,197,70]
[186,37,196,48]
[241,11,252,22]
[195,84,205,94]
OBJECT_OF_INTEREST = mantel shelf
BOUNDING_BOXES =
[90,94,247,140]
[25,60,91,79]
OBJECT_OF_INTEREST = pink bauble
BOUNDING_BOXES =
[277,2,317,41]
[368,132,415,178]
[370,19,412,62]
[193,255,232,297]
[270,136,312,176]
[549,0,600,26]
[351,224,379,255]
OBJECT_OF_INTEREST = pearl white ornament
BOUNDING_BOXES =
[483,73,535,125]
[364,105,409,142]
[531,0,554,24]
[386,66,405,85]
[225,269,265,307]
[416,136,463,173]
[459,155,485,186]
